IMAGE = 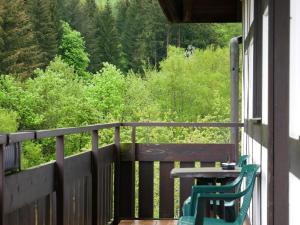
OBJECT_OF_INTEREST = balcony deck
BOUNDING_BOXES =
[0,122,244,225]
[119,220,178,225]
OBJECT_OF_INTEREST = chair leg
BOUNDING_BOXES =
[243,215,251,225]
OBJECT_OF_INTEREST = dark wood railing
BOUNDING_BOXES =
[0,122,243,225]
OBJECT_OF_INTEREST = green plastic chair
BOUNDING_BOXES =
[178,164,259,225]
[237,155,249,167]
[182,155,249,216]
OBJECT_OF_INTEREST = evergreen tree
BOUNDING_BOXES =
[1,0,44,79]
[82,0,99,72]
[63,0,85,33]
[0,0,5,65]
[26,0,60,64]
[94,1,122,70]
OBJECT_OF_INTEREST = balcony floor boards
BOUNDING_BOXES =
[119,220,178,225]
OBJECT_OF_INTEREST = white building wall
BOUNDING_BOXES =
[289,1,300,225]
[242,1,268,225]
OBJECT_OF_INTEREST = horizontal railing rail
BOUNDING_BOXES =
[0,122,244,145]
[122,122,244,127]
[0,122,244,225]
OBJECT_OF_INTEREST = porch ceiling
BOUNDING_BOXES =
[158,0,242,23]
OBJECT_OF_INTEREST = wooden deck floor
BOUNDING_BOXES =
[119,220,178,225]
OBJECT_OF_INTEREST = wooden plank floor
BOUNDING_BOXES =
[119,220,178,225]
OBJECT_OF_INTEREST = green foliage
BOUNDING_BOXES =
[26,0,60,64]
[21,142,45,169]
[0,108,18,132]
[95,1,122,69]
[0,0,44,79]
[24,57,97,130]
[0,0,4,61]
[0,0,242,169]
[148,46,230,121]
[88,63,125,120]
[0,45,236,168]
[59,21,90,77]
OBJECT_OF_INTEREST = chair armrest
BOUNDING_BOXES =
[197,187,248,201]
[182,197,192,216]
[192,183,239,193]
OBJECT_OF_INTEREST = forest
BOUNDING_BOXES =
[0,0,242,168]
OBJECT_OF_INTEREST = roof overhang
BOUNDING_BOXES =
[158,0,242,23]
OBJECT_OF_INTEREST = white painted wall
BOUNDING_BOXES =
[289,1,300,225]
[262,8,269,125]
[242,1,268,225]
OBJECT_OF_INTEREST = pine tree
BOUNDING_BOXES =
[1,0,44,79]
[63,0,85,33]
[94,1,122,70]
[26,0,60,64]
[82,0,99,72]
[0,0,5,66]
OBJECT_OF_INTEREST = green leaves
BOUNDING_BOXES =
[0,45,237,168]
[59,21,90,78]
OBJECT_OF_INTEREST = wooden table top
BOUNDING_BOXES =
[170,167,242,178]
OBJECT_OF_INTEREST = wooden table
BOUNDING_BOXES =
[170,167,242,179]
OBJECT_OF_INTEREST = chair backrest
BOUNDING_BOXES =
[190,166,249,215]
[190,164,259,223]
[235,164,259,224]
[237,155,249,167]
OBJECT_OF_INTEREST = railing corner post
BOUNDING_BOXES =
[55,135,65,225]
[91,130,99,225]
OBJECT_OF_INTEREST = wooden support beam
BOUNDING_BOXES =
[113,127,121,225]
[183,0,194,22]
[55,135,64,225]
[91,130,99,225]
[0,144,4,225]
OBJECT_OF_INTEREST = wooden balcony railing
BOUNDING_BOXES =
[0,122,243,225]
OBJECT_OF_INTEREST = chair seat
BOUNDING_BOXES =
[178,216,238,225]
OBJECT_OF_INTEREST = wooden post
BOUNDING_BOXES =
[0,144,4,225]
[230,36,242,161]
[56,135,64,225]
[91,130,99,225]
[113,126,120,225]
[130,127,136,216]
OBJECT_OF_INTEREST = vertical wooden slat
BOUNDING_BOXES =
[99,163,104,225]
[56,135,64,225]
[159,162,174,218]
[76,180,80,225]
[0,144,4,225]
[130,127,136,216]
[4,210,19,225]
[52,192,57,225]
[86,176,92,225]
[119,126,135,218]
[108,164,112,222]
[139,161,154,218]
[63,185,69,225]
[104,164,108,224]
[91,130,99,225]
[80,178,84,225]
[45,195,51,225]
[119,162,135,218]
[105,164,109,224]
[37,198,46,225]
[19,203,35,225]
[179,162,194,215]
[113,126,121,225]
